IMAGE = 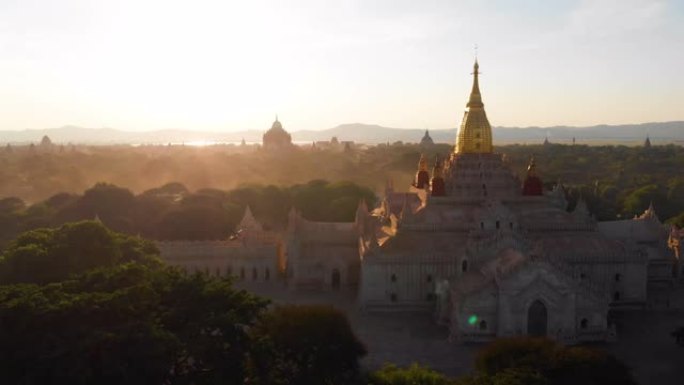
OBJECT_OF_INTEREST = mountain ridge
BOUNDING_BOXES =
[1,121,682,145]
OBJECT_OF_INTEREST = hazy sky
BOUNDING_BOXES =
[1,0,682,132]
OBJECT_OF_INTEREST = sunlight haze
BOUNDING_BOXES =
[0,0,682,132]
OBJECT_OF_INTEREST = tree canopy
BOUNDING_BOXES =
[0,263,268,385]
[249,304,367,385]
[462,337,637,385]
[0,180,377,246]
[368,363,456,385]
[0,220,160,284]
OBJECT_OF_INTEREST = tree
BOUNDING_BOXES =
[248,305,367,385]
[0,197,26,213]
[0,263,268,385]
[369,363,456,385]
[622,184,666,218]
[0,221,160,284]
[667,212,684,228]
[54,183,137,232]
[457,368,547,385]
[467,337,636,385]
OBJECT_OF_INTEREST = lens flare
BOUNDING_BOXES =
[468,314,478,325]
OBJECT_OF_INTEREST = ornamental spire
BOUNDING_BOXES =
[455,60,493,153]
[467,60,483,108]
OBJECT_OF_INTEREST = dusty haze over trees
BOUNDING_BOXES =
[1,142,683,248]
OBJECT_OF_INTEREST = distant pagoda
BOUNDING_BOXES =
[420,130,434,146]
[262,116,293,150]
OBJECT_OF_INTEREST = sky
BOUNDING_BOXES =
[0,0,682,132]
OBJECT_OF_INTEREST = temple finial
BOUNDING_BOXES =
[467,59,482,108]
[456,59,492,153]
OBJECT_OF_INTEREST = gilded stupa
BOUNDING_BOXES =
[455,60,493,153]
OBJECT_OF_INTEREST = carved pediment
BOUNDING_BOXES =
[500,264,573,308]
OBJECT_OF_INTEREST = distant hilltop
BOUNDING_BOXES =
[1,121,683,145]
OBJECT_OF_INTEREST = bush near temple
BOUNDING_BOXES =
[462,337,637,385]
[248,304,367,385]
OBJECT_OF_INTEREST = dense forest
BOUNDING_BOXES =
[0,142,683,249]
[0,221,638,384]
[0,180,376,248]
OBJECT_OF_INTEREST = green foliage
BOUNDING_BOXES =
[0,179,376,245]
[466,337,637,385]
[622,184,664,217]
[248,304,367,385]
[667,212,684,228]
[0,197,26,213]
[0,221,160,284]
[290,180,375,222]
[369,363,456,385]
[0,263,268,385]
[458,368,547,385]
[1,142,684,245]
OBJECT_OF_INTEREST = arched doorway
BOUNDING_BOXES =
[527,300,548,337]
[331,268,341,290]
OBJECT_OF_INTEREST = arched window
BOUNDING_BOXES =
[509,222,513,230]
[615,273,621,282]
[479,320,487,330]
[613,291,621,301]
[462,260,468,273]
[581,318,588,329]
[265,268,271,280]
[496,220,500,229]
[390,293,397,302]
[426,274,433,283]
[391,273,397,283]
[252,267,258,280]
[480,222,484,230]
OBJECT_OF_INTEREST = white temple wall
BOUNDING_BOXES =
[288,241,359,290]
[577,260,647,304]
[360,255,458,310]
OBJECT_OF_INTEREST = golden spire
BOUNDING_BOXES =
[467,60,483,108]
[455,60,493,154]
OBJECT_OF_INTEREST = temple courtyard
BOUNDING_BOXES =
[239,283,684,385]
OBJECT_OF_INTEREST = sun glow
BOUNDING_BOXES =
[0,0,682,131]
[184,140,220,147]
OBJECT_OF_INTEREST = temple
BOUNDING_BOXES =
[158,60,679,344]
[420,130,435,146]
[357,61,672,342]
[262,116,293,150]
